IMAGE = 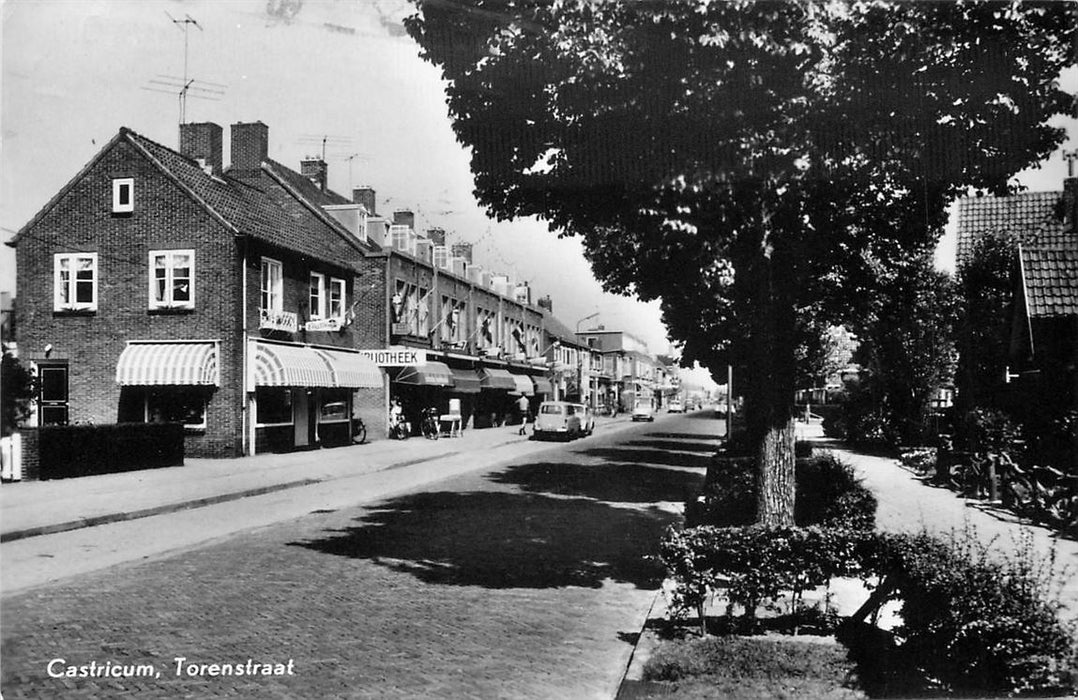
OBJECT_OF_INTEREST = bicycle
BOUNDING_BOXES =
[351,416,367,445]
[389,413,410,440]
[420,407,441,440]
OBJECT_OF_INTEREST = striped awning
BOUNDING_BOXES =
[315,348,384,389]
[509,373,533,396]
[478,367,516,391]
[116,341,219,386]
[253,341,335,387]
[396,361,454,387]
[531,376,553,395]
[448,368,481,394]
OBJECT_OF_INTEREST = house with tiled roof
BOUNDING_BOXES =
[955,189,1070,268]
[1007,178,1078,418]
[9,121,389,459]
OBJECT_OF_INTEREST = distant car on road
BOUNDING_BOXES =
[631,402,655,422]
[667,400,683,413]
[572,404,595,435]
[533,401,583,440]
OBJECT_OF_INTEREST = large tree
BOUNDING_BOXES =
[406,0,1075,525]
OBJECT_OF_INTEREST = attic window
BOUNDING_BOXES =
[112,178,134,214]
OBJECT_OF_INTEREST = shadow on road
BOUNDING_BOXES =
[642,431,724,442]
[489,461,704,504]
[290,490,673,590]
[578,447,712,470]
[625,438,720,454]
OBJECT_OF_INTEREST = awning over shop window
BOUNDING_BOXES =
[116,341,219,386]
[531,376,553,395]
[396,361,454,387]
[477,367,516,391]
[509,373,533,396]
[448,368,481,394]
[314,348,383,389]
[252,341,335,387]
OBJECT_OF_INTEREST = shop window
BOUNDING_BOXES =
[145,388,207,430]
[149,249,194,309]
[256,387,292,426]
[112,178,134,214]
[54,253,98,312]
[320,400,349,423]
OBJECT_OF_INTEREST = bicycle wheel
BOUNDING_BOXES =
[352,421,367,445]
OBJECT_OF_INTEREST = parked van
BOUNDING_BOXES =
[533,401,582,440]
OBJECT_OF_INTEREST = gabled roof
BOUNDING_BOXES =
[12,127,374,268]
[540,310,586,347]
[1018,246,1078,319]
[956,191,1064,267]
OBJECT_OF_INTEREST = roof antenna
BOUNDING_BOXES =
[142,14,226,131]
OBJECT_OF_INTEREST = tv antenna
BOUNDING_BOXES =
[140,12,227,125]
[297,134,357,162]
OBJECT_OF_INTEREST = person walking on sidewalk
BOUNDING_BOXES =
[517,395,531,435]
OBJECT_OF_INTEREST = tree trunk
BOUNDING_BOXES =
[745,202,798,527]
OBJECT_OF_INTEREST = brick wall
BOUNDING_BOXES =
[15,137,243,458]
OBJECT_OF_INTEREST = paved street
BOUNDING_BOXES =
[1,412,723,699]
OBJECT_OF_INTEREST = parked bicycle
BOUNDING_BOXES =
[420,407,441,440]
[351,416,367,445]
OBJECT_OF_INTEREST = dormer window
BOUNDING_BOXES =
[112,178,134,214]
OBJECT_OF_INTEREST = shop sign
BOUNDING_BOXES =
[358,346,427,366]
[260,309,298,333]
[304,318,342,332]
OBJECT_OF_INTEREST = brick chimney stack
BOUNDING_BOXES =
[353,187,376,215]
[1064,177,1077,232]
[179,122,223,175]
[537,295,553,313]
[230,121,269,175]
[392,210,415,229]
[301,157,328,192]
[451,242,473,264]
[427,228,446,246]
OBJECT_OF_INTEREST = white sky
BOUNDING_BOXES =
[2,0,1074,387]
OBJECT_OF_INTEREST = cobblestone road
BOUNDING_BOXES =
[1,414,723,699]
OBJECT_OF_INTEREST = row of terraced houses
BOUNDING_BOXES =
[9,121,680,459]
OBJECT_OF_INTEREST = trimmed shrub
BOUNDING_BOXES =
[685,452,876,531]
[874,530,1077,696]
[36,423,184,479]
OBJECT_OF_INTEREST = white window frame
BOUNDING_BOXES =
[309,272,326,319]
[328,277,346,320]
[53,252,98,312]
[148,249,195,309]
[144,390,207,431]
[112,178,134,213]
[261,257,283,314]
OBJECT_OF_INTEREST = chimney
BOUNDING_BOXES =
[451,242,473,264]
[1064,178,1077,232]
[301,157,328,192]
[353,186,376,214]
[427,227,446,246]
[230,121,269,174]
[179,122,223,175]
[537,295,553,313]
[513,282,532,306]
[392,210,415,229]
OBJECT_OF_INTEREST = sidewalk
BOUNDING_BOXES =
[0,415,634,542]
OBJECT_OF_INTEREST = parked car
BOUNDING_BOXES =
[667,400,683,413]
[533,401,583,440]
[631,402,655,422]
[573,404,595,435]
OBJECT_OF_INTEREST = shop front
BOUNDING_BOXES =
[474,366,516,427]
[446,366,481,428]
[248,339,383,454]
[392,360,455,433]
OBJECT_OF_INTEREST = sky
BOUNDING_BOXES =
[2,0,1075,388]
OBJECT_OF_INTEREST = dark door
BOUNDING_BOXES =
[38,363,69,426]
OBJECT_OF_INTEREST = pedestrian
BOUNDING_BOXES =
[516,394,530,435]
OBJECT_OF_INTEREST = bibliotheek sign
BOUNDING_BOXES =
[358,347,427,367]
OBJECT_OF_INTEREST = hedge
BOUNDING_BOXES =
[36,423,184,480]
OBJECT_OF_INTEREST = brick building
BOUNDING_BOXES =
[10,122,387,458]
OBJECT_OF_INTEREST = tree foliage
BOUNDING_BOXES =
[406,0,1076,522]
[1,351,36,436]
